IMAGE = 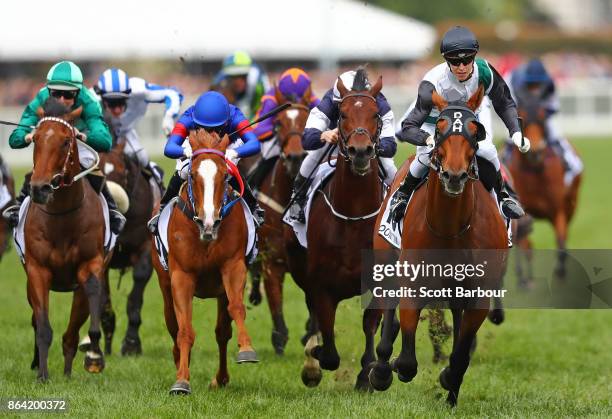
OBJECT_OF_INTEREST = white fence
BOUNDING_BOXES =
[2,79,611,166]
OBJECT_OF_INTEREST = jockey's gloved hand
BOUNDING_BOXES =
[74,128,87,143]
[512,132,530,153]
[25,132,35,144]
[425,135,435,150]
[162,113,175,136]
[183,147,192,159]
[320,128,338,144]
[225,149,239,165]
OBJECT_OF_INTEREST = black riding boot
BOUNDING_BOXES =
[387,173,421,230]
[100,182,126,235]
[494,170,525,219]
[230,175,265,226]
[147,171,182,234]
[288,174,313,224]
[247,157,277,191]
[2,173,31,228]
[143,162,166,195]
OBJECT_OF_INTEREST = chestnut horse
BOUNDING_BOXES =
[0,154,15,260]
[154,129,257,395]
[504,93,581,278]
[94,138,159,355]
[285,69,385,389]
[24,101,107,381]
[369,87,508,406]
[249,88,310,354]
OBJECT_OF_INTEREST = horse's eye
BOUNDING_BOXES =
[63,139,71,148]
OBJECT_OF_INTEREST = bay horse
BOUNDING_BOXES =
[248,87,309,355]
[93,138,159,355]
[504,92,581,278]
[0,154,15,260]
[284,69,385,389]
[369,87,508,406]
[153,129,257,395]
[24,100,107,381]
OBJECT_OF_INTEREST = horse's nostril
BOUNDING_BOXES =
[460,172,469,181]
[348,146,357,156]
[366,145,374,156]
[441,171,450,180]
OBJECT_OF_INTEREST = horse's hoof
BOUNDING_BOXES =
[271,330,288,356]
[248,288,262,306]
[368,363,393,391]
[169,380,191,395]
[84,351,105,374]
[354,374,373,392]
[209,376,229,389]
[121,336,142,356]
[488,308,505,325]
[78,336,91,353]
[390,357,417,383]
[30,360,39,370]
[301,365,323,387]
[439,366,453,391]
[236,350,259,363]
[300,332,312,347]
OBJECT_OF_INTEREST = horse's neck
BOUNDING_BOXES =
[425,171,474,237]
[329,157,381,216]
[45,180,85,213]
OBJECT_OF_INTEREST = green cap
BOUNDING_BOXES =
[222,51,252,76]
[46,61,83,90]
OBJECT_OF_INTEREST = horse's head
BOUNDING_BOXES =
[336,69,382,176]
[430,86,486,196]
[187,129,233,242]
[517,91,547,163]
[30,98,83,204]
[273,85,309,177]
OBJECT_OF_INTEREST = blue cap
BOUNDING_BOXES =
[524,59,550,83]
[193,91,230,127]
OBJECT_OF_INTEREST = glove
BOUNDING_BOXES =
[320,128,338,144]
[225,149,239,164]
[183,147,192,159]
[162,114,176,136]
[425,135,435,150]
[512,132,530,153]
[24,132,35,144]
[74,128,87,143]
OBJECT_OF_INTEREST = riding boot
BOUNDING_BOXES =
[247,157,277,191]
[387,173,421,230]
[100,182,127,235]
[230,175,265,226]
[288,174,313,224]
[143,162,166,195]
[147,171,182,234]
[494,170,525,219]
[2,173,31,228]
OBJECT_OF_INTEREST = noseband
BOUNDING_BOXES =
[337,93,382,160]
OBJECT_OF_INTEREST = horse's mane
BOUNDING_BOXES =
[42,97,72,118]
[191,128,225,150]
[352,67,369,92]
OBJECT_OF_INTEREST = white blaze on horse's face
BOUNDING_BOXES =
[286,109,299,124]
[197,159,218,228]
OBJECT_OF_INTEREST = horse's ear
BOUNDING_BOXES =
[369,75,383,97]
[431,91,448,112]
[274,83,285,105]
[218,134,230,152]
[36,106,45,119]
[301,84,312,106]
[65,106,83,122]
[336,76,349,98]
[466,85,485,112]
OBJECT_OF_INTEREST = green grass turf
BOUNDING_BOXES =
[0,138,610,418]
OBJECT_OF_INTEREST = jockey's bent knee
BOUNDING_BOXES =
[299,147,328,178]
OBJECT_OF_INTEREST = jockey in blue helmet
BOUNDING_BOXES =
[147,91,264,233]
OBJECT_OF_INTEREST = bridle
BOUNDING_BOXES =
[34,117,79,190]
[275,103,310,161]
[337,93,382,160]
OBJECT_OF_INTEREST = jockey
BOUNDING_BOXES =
[95,68,184,192]
[3,60,126,234]
[389,26,531,227]
[507,58,583,186]
[248,67,320,188]
[287,69,398,224]
[147,91,264,233]
[211,51,270,120]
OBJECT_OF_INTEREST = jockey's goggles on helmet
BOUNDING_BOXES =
[103,98,128,109]
[196,124,226,135]
[445,54,476,67]
[49,89,78,100]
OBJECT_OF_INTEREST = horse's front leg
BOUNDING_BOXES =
[310,289,340,371]
[169,269,196,395]
[369,308,400,391]
[210,294,232,389]
[391,307,421,384]
[439,308,488,407]
[552,211,568,279]
[122,250,152,356]
[221,257,258,363]
[78,256,106,374]
[262,257,289,355]
[63,287,89,377]
[25,263,53,382]
[355,303,382,391]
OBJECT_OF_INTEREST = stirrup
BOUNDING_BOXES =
[147,214,160,234]
[2,204,20,227]
[500,197,525,219]
[110,210,126,235]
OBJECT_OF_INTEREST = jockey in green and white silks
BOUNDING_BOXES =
[389,26,531,234]
[3,60,126,234]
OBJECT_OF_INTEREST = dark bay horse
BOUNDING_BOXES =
[504,94,581,278]
[369,87,508,406]
[249,87,310,355]
[153,129,257,395]
[0,154,15,260]
[24,101,107,381]
[93,138,159,355]
[285,69,385,389]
